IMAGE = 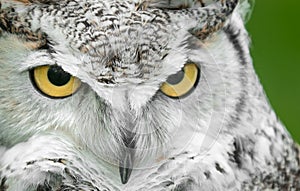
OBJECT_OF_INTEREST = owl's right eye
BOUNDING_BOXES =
[160,63,200,98]
[30,65,81,98]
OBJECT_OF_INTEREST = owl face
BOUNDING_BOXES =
[0,0,250,184]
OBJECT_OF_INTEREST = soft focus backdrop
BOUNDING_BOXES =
[247,0,300,142]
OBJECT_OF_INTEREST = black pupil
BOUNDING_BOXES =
[166,69,185,85]
[47,65,71,86]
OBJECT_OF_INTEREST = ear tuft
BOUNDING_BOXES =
[0,1,47,48]
[237,0,255,23]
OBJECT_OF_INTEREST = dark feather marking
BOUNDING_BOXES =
[26,160,37,165]
[215,162,226,174]
[223,26,248,65]
[228,138,243,168]
[0,177,8,191]
[204,171,211,179]
[36,183,52,191]
[28,0,60,4]
[174,176,196,191]
[164,181,175,187]
[223,25,249,129]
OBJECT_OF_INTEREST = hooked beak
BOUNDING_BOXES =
[119,149,135,184]
[119,132,135,184]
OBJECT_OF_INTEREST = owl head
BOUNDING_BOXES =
[0,0,255,184]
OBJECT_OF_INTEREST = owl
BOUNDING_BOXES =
[0,0,299,190]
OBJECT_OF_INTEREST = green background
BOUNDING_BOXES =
[246,0,300,142]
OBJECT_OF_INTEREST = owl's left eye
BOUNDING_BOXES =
[30,65,81,98]
[160,63,200,98]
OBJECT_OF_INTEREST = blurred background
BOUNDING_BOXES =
[246,0,300,142]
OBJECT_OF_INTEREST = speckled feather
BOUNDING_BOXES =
[0,0,299,190]
[0,0,238,84]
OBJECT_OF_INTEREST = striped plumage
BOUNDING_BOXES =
[0,0,299,190]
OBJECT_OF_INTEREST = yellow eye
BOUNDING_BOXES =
[31,65,81,98]
[160,63,200,98]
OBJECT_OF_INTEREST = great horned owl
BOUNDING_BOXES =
[0,0,299,190]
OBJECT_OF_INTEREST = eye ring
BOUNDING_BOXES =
[160,63,200,98]
[30,65,81,98]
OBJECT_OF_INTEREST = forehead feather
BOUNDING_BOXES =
[21,0,190,84]
[0,0,239,85]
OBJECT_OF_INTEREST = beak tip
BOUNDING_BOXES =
[119,166,133,184]
[119,132,136,184]
[121,177,129,184]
